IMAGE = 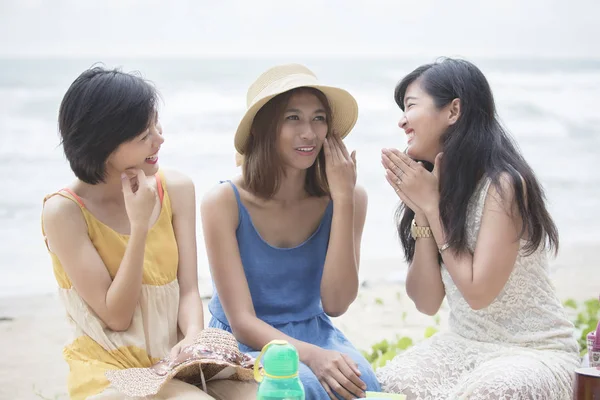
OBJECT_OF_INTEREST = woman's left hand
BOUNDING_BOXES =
[324,131,357,202]
[168,329,202,358]
[382,148,442,214]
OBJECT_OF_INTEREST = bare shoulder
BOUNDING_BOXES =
[42,194,87,248]
[43,194,86,230]
[200,180,240,225]
[354,184,368,208]
[161,168,195,192]
[490,172,525,200]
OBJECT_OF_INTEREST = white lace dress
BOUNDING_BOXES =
[376,178,580,400]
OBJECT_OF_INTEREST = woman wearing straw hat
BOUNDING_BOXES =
[202,64,381,399]
[42,66,257,399]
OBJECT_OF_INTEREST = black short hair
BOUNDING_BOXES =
[58,66,159,184]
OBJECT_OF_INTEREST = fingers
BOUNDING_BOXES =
[385,169,403,194]
[341,354,362,377]
[320,380,337,400]
[432,152,443,179]
[381,153,404,178]
[134,169,149,190]
[333,131,351,160]
[329,133,345,163]
[384,148,413,172]
[337,360,366,398]
[325,373,358,400]
[121,172,133,196]
[323,137,335,164]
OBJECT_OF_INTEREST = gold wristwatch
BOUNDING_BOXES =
[411,219,432,239]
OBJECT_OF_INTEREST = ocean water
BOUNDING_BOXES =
[1,57,599,297]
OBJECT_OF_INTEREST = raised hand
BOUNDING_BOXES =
[381,149,442,216]
[324,131,357,203]
[121,169,157,230]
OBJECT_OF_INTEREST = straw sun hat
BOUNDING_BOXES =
[234,63,359,156]
[105,328,257,397]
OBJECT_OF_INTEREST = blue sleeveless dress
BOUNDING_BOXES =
[208,181,380,399]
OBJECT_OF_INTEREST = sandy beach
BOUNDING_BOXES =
[0,243,597,400]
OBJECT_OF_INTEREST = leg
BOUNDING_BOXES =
[450,353,577,400]
[205,380,258,400]
[375,334,476,400]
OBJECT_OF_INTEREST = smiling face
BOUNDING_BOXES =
[276,90,329,171]
[398,80,454,163]
[106,113,165,177]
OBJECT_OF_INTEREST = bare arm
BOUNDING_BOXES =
[165,170,204,338]
[320,185,367,317]
[405,214,446,316]
[382,150,445,315]
[42,173,155,331]
[201,184,322,361]
[425,175,522,310]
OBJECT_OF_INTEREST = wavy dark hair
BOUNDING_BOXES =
[395,58,559,262]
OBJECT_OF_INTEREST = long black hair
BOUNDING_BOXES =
[395,58,559,261]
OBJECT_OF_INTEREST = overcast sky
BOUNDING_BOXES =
[1,0,598,58]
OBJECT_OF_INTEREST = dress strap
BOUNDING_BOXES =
[219,180,243,224]
[59,188,85,208]
[155,173,164,206]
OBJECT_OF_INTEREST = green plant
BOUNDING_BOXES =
[564,297,600,355]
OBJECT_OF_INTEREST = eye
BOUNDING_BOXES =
[406,103,415,109]
[314,115,326,121]
[140,132,150,141]
[286,115,299,120]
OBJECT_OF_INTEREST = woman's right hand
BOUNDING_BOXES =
[381,150,424,218]
[121,169,156,230]
[305,347,367,399]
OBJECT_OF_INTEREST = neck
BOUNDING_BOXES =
[271,168,308,202]
[79,172,128,203]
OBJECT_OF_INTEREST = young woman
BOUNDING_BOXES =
[42,67,255,400]
[202,64,381,399]
[376,58,580,399]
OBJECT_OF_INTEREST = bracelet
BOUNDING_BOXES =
[438,242,450,253]
[411,219,432,239]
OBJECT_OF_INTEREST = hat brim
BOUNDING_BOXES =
[234,83,358,155]
[105,352,256,397]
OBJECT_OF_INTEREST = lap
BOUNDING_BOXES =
[90,379,257,400]
[450,354,576,400]
[206,380,257,400]
[376,333,577,400]
[90,378,212,399]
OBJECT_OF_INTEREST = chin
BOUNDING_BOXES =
[406,145,434,163]
[141,162,160,176]
[406,145,421,160]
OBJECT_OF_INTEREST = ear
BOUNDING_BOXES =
[448,98,461,125]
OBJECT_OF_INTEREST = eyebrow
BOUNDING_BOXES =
[285,108,327,114]
[404,96,418,103]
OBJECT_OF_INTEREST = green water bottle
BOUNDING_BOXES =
[254,340,305,400]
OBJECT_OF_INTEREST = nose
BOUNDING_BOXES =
[154,129,165,146]
[398,114,408,129]
[300,124,317,140]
